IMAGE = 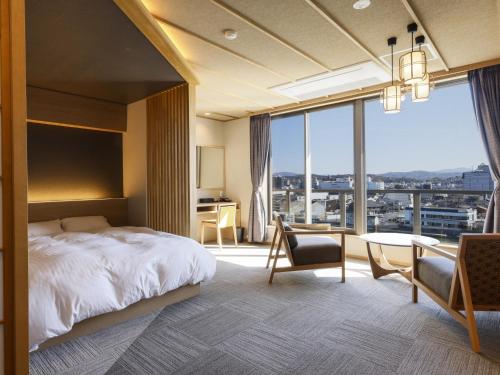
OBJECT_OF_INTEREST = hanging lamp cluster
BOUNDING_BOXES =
[381,23,432,113]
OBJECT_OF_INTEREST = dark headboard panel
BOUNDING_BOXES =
[28,198,128,226]
[28,123,123,202]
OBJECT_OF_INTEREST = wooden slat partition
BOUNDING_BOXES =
[147,84,190,236]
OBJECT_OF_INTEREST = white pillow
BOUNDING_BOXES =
[61,216,111,232]
[28,219,63,237]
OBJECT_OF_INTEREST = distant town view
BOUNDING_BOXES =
[272,163,493,243]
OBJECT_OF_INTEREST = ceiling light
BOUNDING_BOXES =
[412,74,430,102]
[223,29,238,40]
[382,37,403,114]
[399,23,427,84]
[353,0,371,10]
[411,36,432,102]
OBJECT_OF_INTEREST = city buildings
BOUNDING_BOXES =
[463,163,494,190]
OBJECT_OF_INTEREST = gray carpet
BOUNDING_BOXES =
[29,246,500,375]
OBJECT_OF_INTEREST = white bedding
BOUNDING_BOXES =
[29,226,216,350]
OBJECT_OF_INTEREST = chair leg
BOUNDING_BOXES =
[268,235,282,284]
[412,285,418,303]
[232,225,238,247]
[341,263,345,283]
[465,309,481,353]
[200,223,205,245]
[216,227,223,250]
[266,228,278,269]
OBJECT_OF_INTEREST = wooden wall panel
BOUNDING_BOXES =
[27,86,127,132]
[147,84,190,236]
[1,0,29,372]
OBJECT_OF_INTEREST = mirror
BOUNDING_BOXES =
[196,146,225,189]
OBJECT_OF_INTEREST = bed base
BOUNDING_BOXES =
[37,283,200,350]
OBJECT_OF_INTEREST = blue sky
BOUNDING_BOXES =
[271,81,487,175]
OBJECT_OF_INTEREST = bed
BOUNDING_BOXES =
[28,200,216,351]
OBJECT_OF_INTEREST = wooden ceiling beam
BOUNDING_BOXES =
[304,0,390,75]
[210,0,331,72]
[153,14,295,82]
[400,0,449,71]
[113,0,199,85]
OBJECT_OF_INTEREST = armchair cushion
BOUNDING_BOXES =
[283,223,298,249]
[417,256,455,300]
[291,236,342,266]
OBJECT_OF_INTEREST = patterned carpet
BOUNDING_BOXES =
[30,244,500,375]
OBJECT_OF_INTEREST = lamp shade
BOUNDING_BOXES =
[399,50,427,84]
[412,74,430,102]
[382,84,402,113]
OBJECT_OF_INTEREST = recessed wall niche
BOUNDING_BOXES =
[28,123,123,201]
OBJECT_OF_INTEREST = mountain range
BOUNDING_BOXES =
[274,167,473,180]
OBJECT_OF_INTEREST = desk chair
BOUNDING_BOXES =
[201,203,238,250]
[412,234,500,352]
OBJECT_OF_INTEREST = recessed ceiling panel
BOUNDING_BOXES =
[408,0,500,67]
[219,0,369,71]
[145,0,326,80]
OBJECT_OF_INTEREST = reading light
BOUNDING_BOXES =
[382,37,403,114]
[399,23,427,84]
[353,0,371,9]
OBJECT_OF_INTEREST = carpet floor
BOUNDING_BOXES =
[30,244,500,374]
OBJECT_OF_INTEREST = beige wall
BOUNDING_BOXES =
[224,117,253,231]
[123,99,147,226]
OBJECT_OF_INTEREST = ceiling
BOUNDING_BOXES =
[26,0,185,104]
[142,0,500,120]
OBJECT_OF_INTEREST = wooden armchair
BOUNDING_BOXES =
[412,234,500,352]
[268,214,346,284]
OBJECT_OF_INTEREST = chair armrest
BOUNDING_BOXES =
[289,223,331,230]
[412,240,456,261]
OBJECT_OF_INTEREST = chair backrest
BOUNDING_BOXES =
[273,214,295,262]
[217,203,237,228]
[456,234,500,309]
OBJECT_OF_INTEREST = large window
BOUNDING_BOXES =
[365,81,490,243]
[271,113,305,223]
[270,80,490,243]
[270,105,354,227]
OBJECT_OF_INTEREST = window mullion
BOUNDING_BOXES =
[304,112,312,224]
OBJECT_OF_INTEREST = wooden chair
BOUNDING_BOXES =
[412,234,500,353]
[268,214,346,284]
[200,203,238,250]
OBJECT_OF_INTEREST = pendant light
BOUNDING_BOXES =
[411,35,431,102]
[382,37,402,113]
[399,23,427,84]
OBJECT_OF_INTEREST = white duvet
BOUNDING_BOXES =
[29,226,216,350]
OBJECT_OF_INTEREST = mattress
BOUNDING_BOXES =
[28,226,216,350]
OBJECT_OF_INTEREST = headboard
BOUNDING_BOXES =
[28,198,128,226]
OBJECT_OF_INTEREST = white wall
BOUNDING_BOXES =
[123,99,147,226]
